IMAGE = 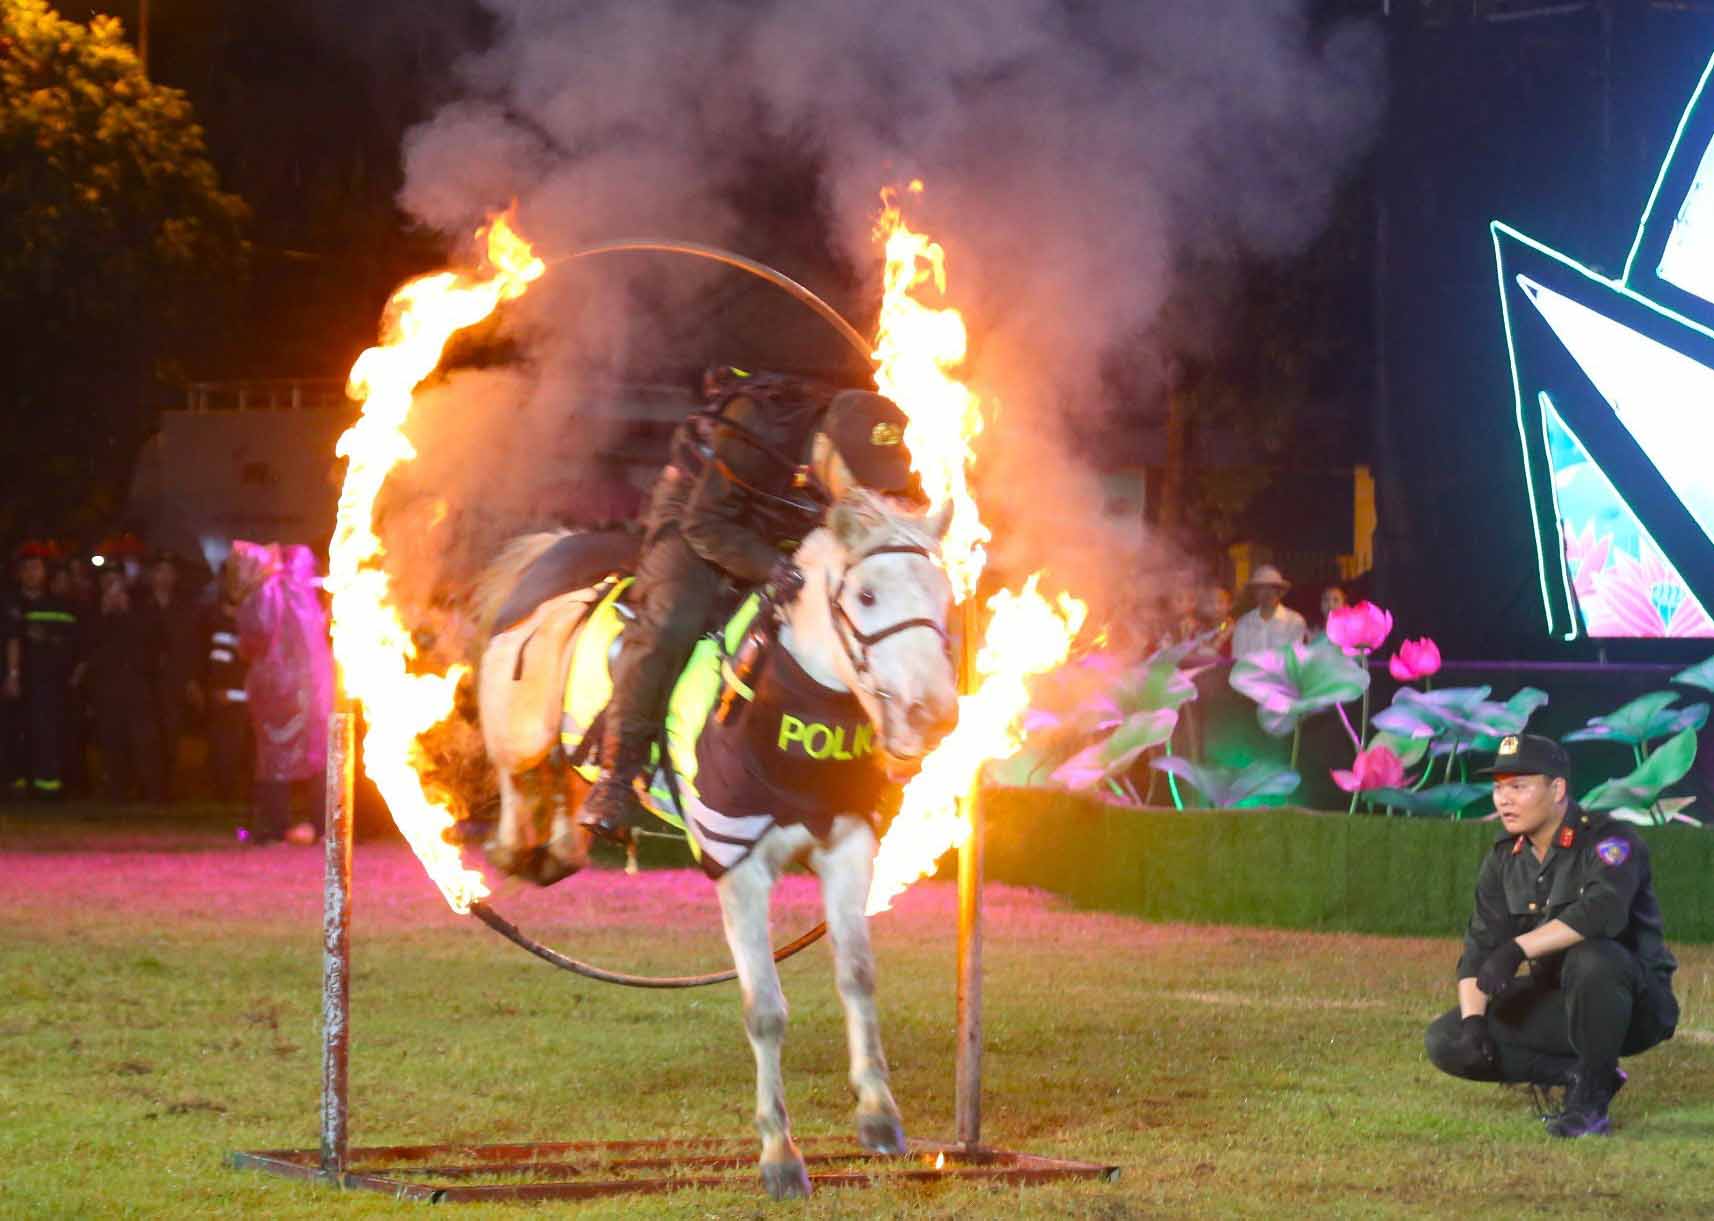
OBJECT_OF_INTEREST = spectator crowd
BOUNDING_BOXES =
[1126,560,1359,664]
[2,539,333,844]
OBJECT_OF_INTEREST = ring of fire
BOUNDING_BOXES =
[324,192,1085,920]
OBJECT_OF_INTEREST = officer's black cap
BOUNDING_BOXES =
[1478,732,1572,780]
[821,391,914,494]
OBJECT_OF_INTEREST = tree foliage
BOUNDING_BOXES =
[0,0,248,532]
[1,0,247,326]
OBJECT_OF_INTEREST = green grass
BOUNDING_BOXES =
[2,804,1711,1218]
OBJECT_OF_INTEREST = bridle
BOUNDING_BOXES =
[822,540,951,707]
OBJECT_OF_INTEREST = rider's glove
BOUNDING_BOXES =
[1449,1014,1498,1074]
[765,557,805,608]
[1475,939,1527,996]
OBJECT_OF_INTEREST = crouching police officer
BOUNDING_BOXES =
[577,371,919,844]
[1424,734,1679,1137]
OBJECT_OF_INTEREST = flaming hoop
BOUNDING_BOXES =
[328,191,1085,924]
[326,214,542,914]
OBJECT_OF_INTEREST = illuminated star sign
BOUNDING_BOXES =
[1493,53,1714,639]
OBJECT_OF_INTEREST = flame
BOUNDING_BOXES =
[865,183,1086,916]
[868,579,1084,915]
[327,212,543,913]
[934,1152,946,1170]
[872,190,990,601]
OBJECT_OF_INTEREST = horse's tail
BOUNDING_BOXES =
[472,529,574,641]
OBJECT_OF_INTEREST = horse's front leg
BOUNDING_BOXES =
[812,814,905,1156]
[716,832,810,1200]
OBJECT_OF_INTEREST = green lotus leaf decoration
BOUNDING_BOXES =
[1150,756,1302,808]
[1228,637,1369,737]
[1581,728,1699,811]
[1672,653,1714,695]
[1372,685,1547,756]
[1563,691,1709,747]
[1371,685,1494,741]
[1366,729,1431,768]
[1112,638,1206,716]
[1364,782,1494,817]
[1048,708,1179,792]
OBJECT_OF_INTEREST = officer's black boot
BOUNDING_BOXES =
[577,727,651,845]
[1544,1064,1626,1138]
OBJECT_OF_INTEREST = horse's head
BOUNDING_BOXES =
[788,489,959,777]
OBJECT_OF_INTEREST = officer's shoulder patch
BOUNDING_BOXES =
[1594,836,1631,868]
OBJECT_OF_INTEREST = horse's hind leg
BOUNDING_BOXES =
[541,770,594,881]
[812,815,905,1156]
[485,767,538,879]
[487,766,587,887]
[716,833,810,1200]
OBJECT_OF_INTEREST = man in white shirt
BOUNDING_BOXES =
[1231,564,1309,658]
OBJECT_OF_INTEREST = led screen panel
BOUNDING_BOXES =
[1493,52,1714,640]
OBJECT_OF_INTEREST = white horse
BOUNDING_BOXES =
[474,489,958,1198]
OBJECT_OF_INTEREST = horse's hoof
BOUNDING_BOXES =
[761,1159,812,1200]
[857,1112,907,1157]
[530,849,583,888]
[483,838,533,880]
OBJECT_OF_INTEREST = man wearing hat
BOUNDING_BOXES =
[1230,563,1307,659]
[577,372,921,843]
[1424,733,1679,1137]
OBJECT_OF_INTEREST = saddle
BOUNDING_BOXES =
[556,581,770,834]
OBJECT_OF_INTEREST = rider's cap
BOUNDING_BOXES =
[1479,733,1572,780]
[821,391,914,493]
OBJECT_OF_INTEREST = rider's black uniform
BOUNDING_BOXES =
[583,375,914,838]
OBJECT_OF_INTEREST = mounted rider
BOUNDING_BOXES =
[578,368,921,843]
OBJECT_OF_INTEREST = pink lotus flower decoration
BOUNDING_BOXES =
[1331,744,1406,794]
[1326,601,1393,654]
[1387,636,1442,683]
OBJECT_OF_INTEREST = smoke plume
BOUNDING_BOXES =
[387,0,1384,634]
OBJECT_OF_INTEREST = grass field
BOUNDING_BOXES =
[4,804,1713,1218]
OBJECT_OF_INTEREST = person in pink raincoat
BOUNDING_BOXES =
[230,541,333,844]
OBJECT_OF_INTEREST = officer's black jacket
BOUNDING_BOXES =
[3,591,82,681]
[1457,803,1677,983]
[645,384,830,586]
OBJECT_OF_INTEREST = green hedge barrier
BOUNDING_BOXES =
[981,788,1714,943]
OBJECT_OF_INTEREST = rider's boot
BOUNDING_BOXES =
[577,725,651,845]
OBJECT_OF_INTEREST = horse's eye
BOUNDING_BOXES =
[857,588,877,608]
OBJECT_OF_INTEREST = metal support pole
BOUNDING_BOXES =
[954,600,983,1149]
[954,780,983,1148]
[320,709,355,1175]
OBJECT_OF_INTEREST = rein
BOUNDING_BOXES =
[824,541,950,704]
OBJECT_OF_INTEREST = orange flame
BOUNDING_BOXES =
[868,579,1084,915]
[865,188,1086,915]
[327,212,543,913]
[872,190,989,601]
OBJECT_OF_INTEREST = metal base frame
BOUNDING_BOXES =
[230,1137,1117,1203]
[233,659,1120,1203]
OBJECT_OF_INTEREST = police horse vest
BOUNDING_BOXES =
[475,490,957,887]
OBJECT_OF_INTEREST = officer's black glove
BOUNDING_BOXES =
[1451,1014,1498,1074]
[765,557,805,609]
[1476,939,1528,996]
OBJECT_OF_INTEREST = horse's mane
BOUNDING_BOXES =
[798,490,945,571]
[472,529,573,640]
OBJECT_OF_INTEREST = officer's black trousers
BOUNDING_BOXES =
[603,528,724,767]
[92,681,163,802]
[1425,939,1677,1085]
[9,679,67,794]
